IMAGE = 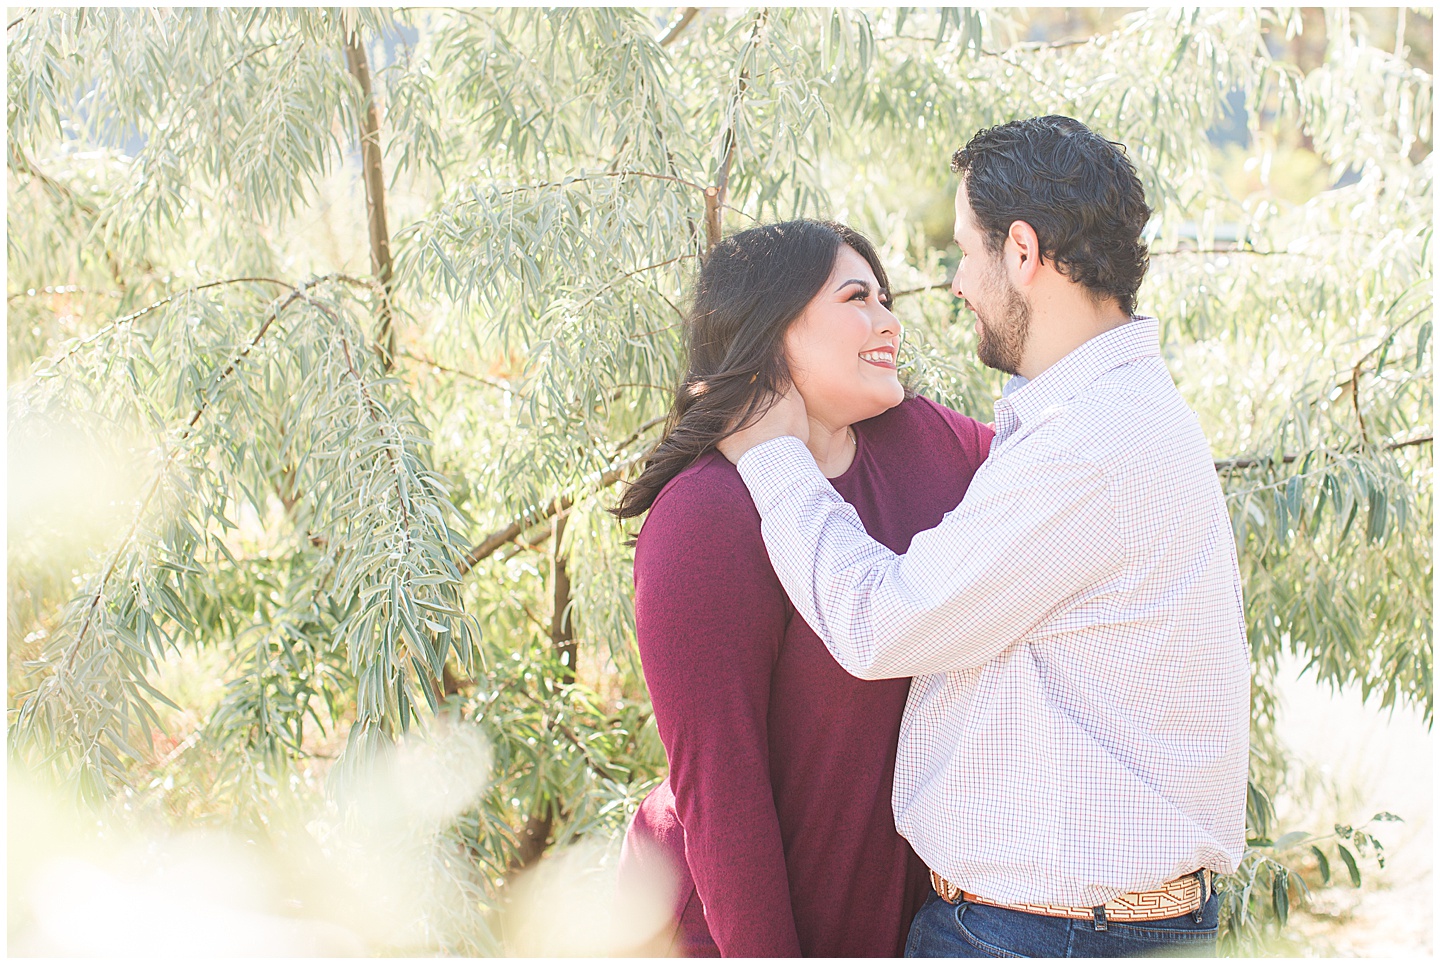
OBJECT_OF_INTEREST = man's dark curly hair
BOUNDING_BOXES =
[950,115,1151,317]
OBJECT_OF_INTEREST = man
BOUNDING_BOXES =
[716,116,1250,957]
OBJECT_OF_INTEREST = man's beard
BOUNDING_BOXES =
[975,269,1030,376]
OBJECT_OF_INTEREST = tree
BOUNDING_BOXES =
[7,6,1430,954]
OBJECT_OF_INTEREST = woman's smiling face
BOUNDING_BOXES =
[783,244,905,429]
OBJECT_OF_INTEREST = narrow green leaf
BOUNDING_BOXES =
[1336,844,1362,887]
[1272,870,1289,925]
[1272,830,1309,851]
[1310,845,1331,885]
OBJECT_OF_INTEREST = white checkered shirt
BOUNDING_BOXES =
[736,317,1250,907]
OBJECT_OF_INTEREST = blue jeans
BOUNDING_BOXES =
[905,892,1219,958]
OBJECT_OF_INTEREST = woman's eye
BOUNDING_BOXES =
[849,289,869,301]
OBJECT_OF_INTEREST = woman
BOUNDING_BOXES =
[615,220,992,957]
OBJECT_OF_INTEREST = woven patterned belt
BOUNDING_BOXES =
[930,869,1212,925]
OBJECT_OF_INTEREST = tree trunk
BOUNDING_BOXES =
[342,28,397,370]
[551,514,576,684]
[513,805,555,869]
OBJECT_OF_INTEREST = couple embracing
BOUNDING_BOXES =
[616,116,1250,959]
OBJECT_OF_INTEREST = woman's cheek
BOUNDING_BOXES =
[802,358,855,411]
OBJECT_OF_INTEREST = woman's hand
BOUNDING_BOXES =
[716,386,810,464]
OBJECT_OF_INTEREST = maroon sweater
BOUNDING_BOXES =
[619,397,992,957]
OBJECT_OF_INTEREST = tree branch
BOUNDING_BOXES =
[316,298,458,712]
[493,169,711,199]
[719,15,763,195]
[197,40,284,98]
[609,414,672,467]
[1149,247,1316,258]
[513,683,625,785]
[1340,310,1430,445]
[459,467,622,576]
[657,7,700,47]
[458,414,668,575]
[887,270,1352,299]
[981,46,1070,103]
[335,335,410,534]
[398,348,525,395]
[894,245,1349,296]
[703,187,722,248]
[496,519,557,562]
[568,252,699,317]
[398,251,693,391]
[11,145,133,287]
[983,37,1095,54]
[61,277,334,673]
[553,717,623,784]
[1350,357,1370,445]
[8,284,123,302]
[550,514,576,684]
[11,147,98,216]
[892,281,950,299]
[881,32,1096,52]
[343,27,396,371]
[1214,434,1431,471]
[39,273,371,370]
[1385,434,1430,452]
[706,9,766,247]
[459,171,757,230]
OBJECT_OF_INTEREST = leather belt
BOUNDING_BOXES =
[930,869,1212,925]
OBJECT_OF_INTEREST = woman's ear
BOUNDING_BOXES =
[1006,220,1042,285]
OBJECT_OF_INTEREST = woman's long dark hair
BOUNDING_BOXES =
[614,219,891,519]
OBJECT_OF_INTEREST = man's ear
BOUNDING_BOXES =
[1006,220,1042,285]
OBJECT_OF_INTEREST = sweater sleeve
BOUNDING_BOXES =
[633,466,803,957]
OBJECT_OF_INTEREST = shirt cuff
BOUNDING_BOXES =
[734,435,827,517]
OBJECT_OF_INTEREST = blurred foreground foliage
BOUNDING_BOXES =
[7,6,1430,955]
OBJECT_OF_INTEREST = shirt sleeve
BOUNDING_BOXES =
[735,433,1123,679]
[633,472,803,957]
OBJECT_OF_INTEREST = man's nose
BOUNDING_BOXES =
[950,264,963,300]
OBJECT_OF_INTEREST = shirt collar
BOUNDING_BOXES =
[993,316,1161,436]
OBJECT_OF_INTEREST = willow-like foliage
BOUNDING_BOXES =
[7,6,1430,954]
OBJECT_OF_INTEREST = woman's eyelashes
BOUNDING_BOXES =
[844,283,887,304]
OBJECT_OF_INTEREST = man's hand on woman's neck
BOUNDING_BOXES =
[716,386,811,465]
